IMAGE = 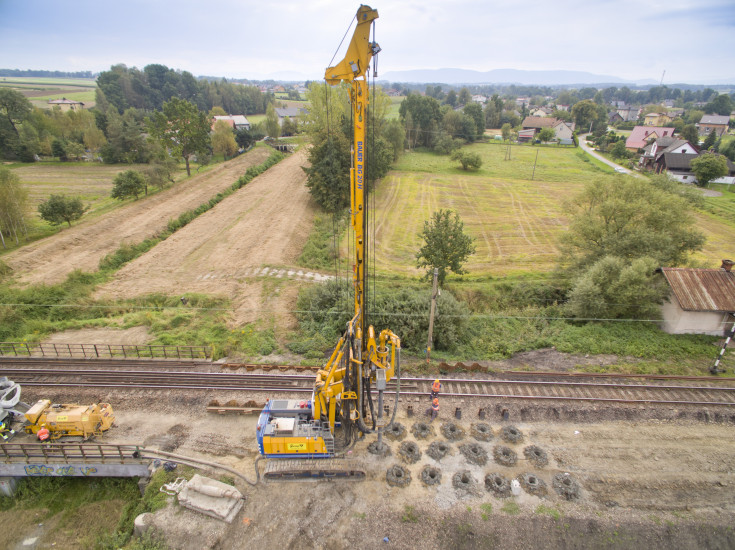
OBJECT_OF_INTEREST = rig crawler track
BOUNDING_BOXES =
[3,358,735,408]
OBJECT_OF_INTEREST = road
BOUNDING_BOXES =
[577,133,638,176]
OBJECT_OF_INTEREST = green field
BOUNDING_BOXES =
[0,77,97,108]
[363,143,735,278]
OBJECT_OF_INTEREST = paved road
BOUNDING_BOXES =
[577,133,638,176]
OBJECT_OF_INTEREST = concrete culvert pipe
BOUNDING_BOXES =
[470,422,494,442]
[426,440,452,461]
[519,472,547,496]
[441,422,465,441]
[501,425,524,443]
[485,473,511,498]
[384,422,407,441]
[523,445,548,467]
[553,473,581,500]
[420,465,442,486]
[386,464,412,487]
[411,421,434,440]
[452,469,476,491]
[398,441,422,464]
[493,445,518,467]
[459,443,488,466]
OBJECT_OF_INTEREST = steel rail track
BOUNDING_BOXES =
[4,367,735,407]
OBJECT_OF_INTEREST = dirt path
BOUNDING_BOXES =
[3,148,272,286]
[94,149,316,324]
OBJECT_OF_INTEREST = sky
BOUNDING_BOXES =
[1,0,734,84]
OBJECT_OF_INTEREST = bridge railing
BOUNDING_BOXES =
[0,443,144,463]
[0,342,211,360]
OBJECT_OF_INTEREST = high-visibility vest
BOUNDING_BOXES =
[432,399,439,412]
[432,381,441,392]
[37,427,50,441]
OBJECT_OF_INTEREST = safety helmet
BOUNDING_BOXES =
[432,398,439,405]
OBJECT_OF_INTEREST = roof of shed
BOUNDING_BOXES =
[659,267,735,312]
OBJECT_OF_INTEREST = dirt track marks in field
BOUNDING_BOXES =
[95,149,316,325]
[4,148,272,286]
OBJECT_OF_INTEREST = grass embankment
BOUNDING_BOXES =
[0,467,196,549]
[0,151,286,359]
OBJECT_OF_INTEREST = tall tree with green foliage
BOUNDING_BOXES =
[691,151,728,187]
[38,194,88,227]
[211,119,238,159]
[147,98,210,176]
[265,103,281,140]
[416,209,476,286]
[680,124,699,146]
[702,129,718,151]
[0,167,28,247]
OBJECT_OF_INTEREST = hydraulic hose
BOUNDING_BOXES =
[140,448,263,487]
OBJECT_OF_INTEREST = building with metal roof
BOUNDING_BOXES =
[659,261,735,335]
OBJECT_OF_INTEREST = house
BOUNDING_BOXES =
[212,115,250,131]
[552,120,575,140]
[625,126,675,152]
[644,112,672,126]
[521,116,558,133]
[47,98,84,112]
[616,106,640,122]
[696,115,729,138]
[653,151,735,184]
[517,129,536,143]
[472,95,487,104]
[639,136,698,171]
[609,112,624,124]
[274,107,307,127]
[658,261,735,335]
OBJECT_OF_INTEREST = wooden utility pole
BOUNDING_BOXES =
[426,268,439,363]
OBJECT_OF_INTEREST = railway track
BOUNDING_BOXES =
[3,363,735,407]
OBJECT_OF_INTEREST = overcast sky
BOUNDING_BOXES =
[1,0,733,84]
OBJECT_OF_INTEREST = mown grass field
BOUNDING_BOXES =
[0,77,98,107]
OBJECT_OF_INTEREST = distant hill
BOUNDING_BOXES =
[377,68,644,86]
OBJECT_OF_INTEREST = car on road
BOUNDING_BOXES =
[614,167,627,173]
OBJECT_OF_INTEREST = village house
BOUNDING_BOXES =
[552,120,575,140]
[47,98,84,112]
[616,106,641,122]
[696,115,730,138]
[658,261,735,336]
[211,115,250,131]
[274,107,308,127]
[639,136,698,171]
[625,126,675,152]
[644,112,672,126]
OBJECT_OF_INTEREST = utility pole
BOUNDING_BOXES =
[711,318,735,374]
[532,149,539,180]
[426,268,439,363]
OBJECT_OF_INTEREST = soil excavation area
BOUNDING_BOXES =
[4,147,272,286]
[94,149,315,325]
[6,384,735,550]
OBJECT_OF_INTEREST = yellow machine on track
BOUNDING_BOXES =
[257,5,401,479]
[24,399,115,441]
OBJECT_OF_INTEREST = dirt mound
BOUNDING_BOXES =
[5,148,272,286]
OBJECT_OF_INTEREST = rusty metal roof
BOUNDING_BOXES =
[660,268,735,312]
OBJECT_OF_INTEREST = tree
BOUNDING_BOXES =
[265,103,280,139]
[416,209,476,285]
[680,124,699,146]
[559,176,705,273]
[501,123,512,142]
[0,167,29,247]
[702,129,718,151]
[303,132,350,212]
[691,152,728,187]
[111,170,148,200]
[38,194,88,227]
[538,127,555,143]
[458,88,471,106]
[609,140,629,159]
[211,119,238,159]
[0,89,33,158]
[463,102,485,140]
[147,98,211,176]
[450,150,482,171]
[572,100,607,133]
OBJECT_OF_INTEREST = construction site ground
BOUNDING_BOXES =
[4,373,735,550]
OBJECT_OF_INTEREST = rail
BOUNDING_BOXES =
[0,342,211,360]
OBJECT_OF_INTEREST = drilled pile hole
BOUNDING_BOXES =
[420,465,442,486]
[518,472,547,496]
[485,473,511,498]
[426,440,452,462]
[384,422,407,442]
[367,441,391,457]
[553,473,581,501]
[452,469,476,491]
[441,422,465,441]
[501,425,524,443]
[523,445,548,467]
[470,422,494,442]
[386,464,412,487]
[493,445,518,467]
[459,443,488,466]
[411,422,434,440]
[398,441,422,464]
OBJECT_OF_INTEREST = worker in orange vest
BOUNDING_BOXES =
[37,425,50,441]
[430,398,439,421]
[431,379,441,399]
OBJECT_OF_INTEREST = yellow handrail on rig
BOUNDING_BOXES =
[257,5,400,462]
